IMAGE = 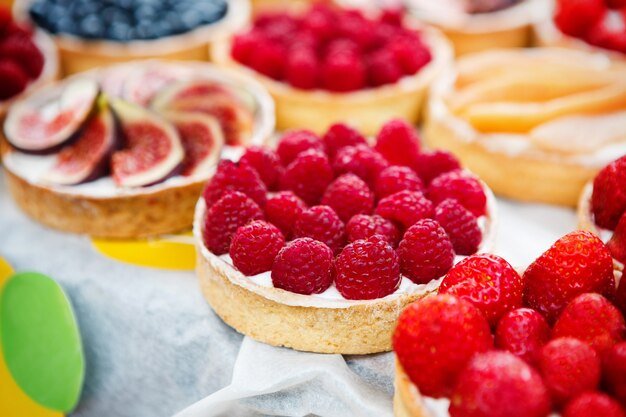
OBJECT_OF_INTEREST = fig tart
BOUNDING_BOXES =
[194,119,497,354]
[1,61,274,238]
[393,230,626,417]
[211,3,453,135]
[424,47,626,206]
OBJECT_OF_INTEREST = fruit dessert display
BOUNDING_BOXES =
[0,6,57,118]
[211,3,453,134]
[535,0,626,59]
[393,230,626,417]
[405,0,547,55]
[193,119,497,354]
[13,0,249,75]
[424,47,626,206]
[1,61,274,238]
[578,154,626,271]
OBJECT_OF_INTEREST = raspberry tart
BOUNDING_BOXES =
[2,61,274,238]
[194,119,497,354]
[406,0,547,55]
[211,3,453,135]
[424,47,626,206]
[394,230,626,417]
[14,0,248,75]
[535,0,626,60]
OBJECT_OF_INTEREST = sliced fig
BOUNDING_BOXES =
[122,65,194,107]
[163,112,224,177]
[4,78,99,154]
[150,79,233,111]
[109,98,184,187]
[46,97,118,185]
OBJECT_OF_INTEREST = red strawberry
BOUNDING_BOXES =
[0,7,11,33]
[449,351,551,417]
[427,170,487,217]
[586,11,626,53]
[523,231,616,323]
[552,293,625,353]
[239,146,283,190]
[374,119,421,167]
[321,123,367,160]
[276,129,325,166]
[539,337,601,405]
[271,238,334,295]
[345,214,400,247]
[0,35,44,78]
[375,190,434,229]
[321,173,374,223]
[495,308,551,366]
[616,275,626,316]
[229,220,285,276]
[0,59,28,100]
[393,294,493,398]
[434,198,482,256]
[335,235,400,300]
[592,155,626,230]
[280,150,333,205]
[440,254,524,327]
[203,160,267,209]
[563,392,626,417]
[374,165,424,200]
[608,212,626,263]
[605,0,626,7]
[604,342,626,406]
[397,219,454,284]
[413,149,461,186]
[332,144,389,187]
[293,205,345,254]
[554,0,605,37]
[264,191,307,239]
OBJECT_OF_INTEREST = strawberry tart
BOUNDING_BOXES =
[211,3,453,135]
[578,154,626,271]
[394,230,626,417]
[2,61,274,238]
[193,119,497,354]
[424,47,626,206]
[406,0,547,55]
[535,0,626,60]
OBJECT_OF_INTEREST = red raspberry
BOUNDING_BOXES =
[203,191,264,255]
[276,129,325,166]
[388,33,431,76]
[604,342,626,405]
[605,0,626,7]
[322,123,367,160]
[539,337,601,405]
[563,392,626,417]
[335,235,400,300]
[374,119,421,168]
[271,238,334,295]
[0,35,44,78]
[0,7,10,32]
[337,10,377,50]
[264,191,307,239]
[586,13,626,53]
[248,39,285,80]
[495,308,550,366]
[323,38,361,60]
[345,214,400,247]
[440,254,524,327]
[0,59,27,100]
[554,0,605,37]
[231,32,258,65]
[427,170,487,217]
[321,173,374,223]
[592,155,626,230]
[229,220,285,276]
[374,165,424,199]
[552,293,625,353]
[293,205,345,254]
[413,149,462,186]
[449,351,551,417]
[617,274,626,316]
[257,13,299,43]
[203,160,267,209]
[332,144,389,187]
[608,212,626,263]
[239,146,283,190]
[434,199,482,255]
[397,219,454,284]
[285,48,319,90]
[280,150,333,205]
[301,4,336,42]
[379,8,404,26]
[524,231,616,323]
[321,50,367,92]
[367,49,403,87]
[393,294,493,397]
[375,190,434,229]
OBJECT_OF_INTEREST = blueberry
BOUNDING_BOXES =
[106,22,132,41]
[80,14,105,38]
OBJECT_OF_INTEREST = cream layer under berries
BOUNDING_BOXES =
[195,120,496,307]
[2,61,274,197]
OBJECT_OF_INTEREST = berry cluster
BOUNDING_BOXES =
[591,155,626,263]
[554,0,626,54]
[231,4,432,92]
[0,7,44,100]
[394,230,626,417]
[202,119,488,301]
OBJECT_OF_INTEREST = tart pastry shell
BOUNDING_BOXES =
[394,361,435,417]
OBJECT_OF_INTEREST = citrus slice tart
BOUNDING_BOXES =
[534,0,626,61]
[393,230,626,417]
[1,60,275,238]
[211,3,453,135]
[405,0,548,55]
[13,0,249,75]
[423,47,626,206]
[193,119,497,354]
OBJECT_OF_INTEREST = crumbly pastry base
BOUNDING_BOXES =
[394,362,435,417]
[211,25,453,135]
